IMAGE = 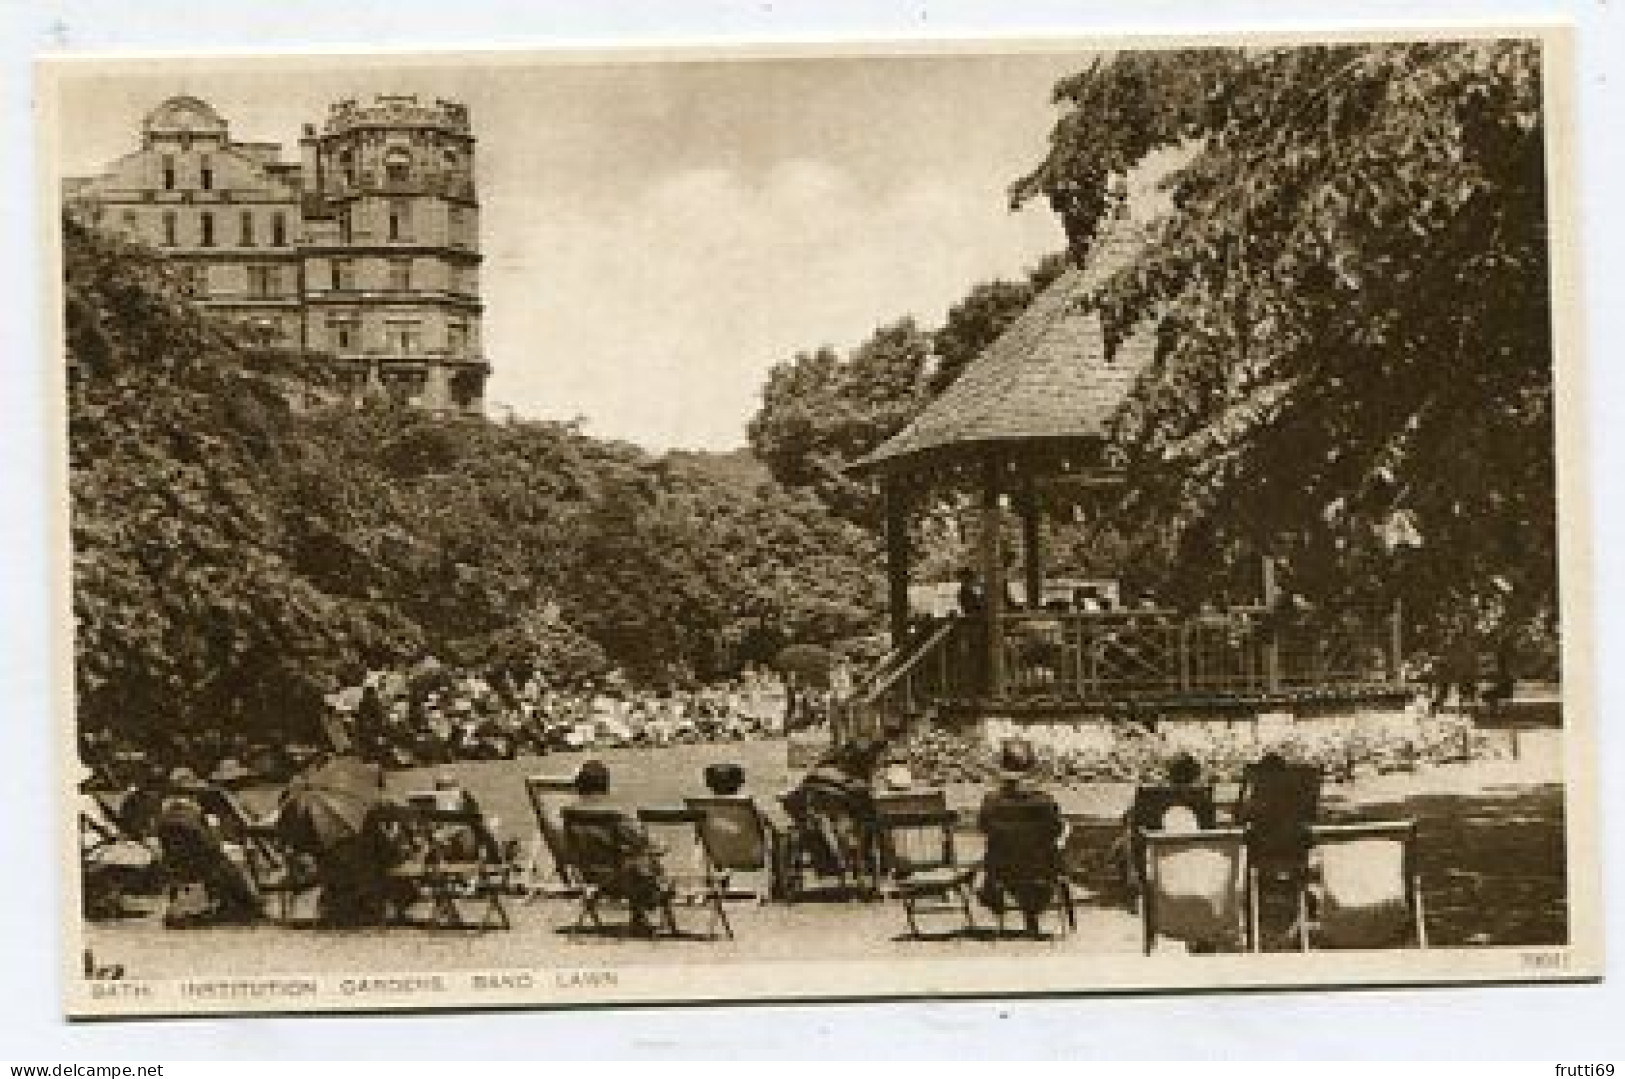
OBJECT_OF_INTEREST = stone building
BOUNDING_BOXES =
[63,93,488,414]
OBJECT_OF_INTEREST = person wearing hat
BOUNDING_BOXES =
[568,760,670,936]
[975,738,1066,935]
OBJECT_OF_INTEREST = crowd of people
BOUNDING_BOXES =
[78,660,831,796]
[338,660,822,767]
[78,717,1345,950]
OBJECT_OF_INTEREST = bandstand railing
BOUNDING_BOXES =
[837,602,1404,742]
[1000,603,1403,701]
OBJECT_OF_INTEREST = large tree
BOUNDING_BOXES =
[1014,41,1555,658]
[67,216,884,744]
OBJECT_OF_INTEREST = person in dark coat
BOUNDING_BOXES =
[569,760,670,936]
[783,738,885,882]
[976,738,1066,935]
[153,768,261,926]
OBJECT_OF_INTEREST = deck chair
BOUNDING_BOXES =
[873,804,975,938]
[636,808,734,939]
[1122,783,1218,898]
[523,774,585,899]
[1140,826,1253,954]
[978,799,1076,939]
[871,789,950,878]
[78,794,157,919]
[1304,821,1427,950]
[559,805,679,938]
[195,787,314,923]
[684,796,782,901]
[384,804,512,931]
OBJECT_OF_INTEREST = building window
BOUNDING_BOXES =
[388,199,411,242]
[385,319,421,355]
[162,155,175,190]
[199,212,215,247]
[177,264,206,298]
[447,321,468,356]
[327,317,358,352]
[239,211,255,247]
[162,211,177,247]
[448,206,468,249]
[120,210,138,235]
[248,265,279,298]
[385,150,411,185]
[332,258,354,291]
[339,149,356,188]
[389,258,412,292]
[338,207,353,245]
[271,212,287,247]
[200,154,213,191]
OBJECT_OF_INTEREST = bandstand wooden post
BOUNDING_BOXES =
[882,479,911,651]
[980,452,1006,699]
[1019,472,1043,610]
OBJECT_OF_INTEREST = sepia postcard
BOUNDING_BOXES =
[41,27,1601,1019]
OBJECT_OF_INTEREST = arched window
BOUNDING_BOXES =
[384,148,411,185]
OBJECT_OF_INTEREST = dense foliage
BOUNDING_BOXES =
[1014,42,1557,660]
[67,218,881,742]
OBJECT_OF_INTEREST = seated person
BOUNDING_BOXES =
[422,772,500,863]
[569,760,670,936]
[78,764,157,919]
[976,738,1066,935]
[1235,751,1318,877]
[153,768,261,926]
[1128,754,1217,830]
[698,760,789,891]
[703,761,747,797]
[781,739,885,881]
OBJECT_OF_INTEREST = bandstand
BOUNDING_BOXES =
[842,222,1407,742]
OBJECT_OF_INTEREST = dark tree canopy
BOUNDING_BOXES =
[1015,41,1555,657]
[67,217,883,740]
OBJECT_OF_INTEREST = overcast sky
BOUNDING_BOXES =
[53,49,1086,450]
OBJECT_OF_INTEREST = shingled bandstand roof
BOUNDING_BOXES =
[852,217,1156,481]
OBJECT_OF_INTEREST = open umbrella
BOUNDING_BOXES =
[774,643,836,688]
[275,755,386,855]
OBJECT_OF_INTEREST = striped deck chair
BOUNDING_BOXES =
[684,796,783,901]
[1305,821,1427,950]
[873,802,975,939]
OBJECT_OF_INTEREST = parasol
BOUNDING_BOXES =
[275,755,386,855]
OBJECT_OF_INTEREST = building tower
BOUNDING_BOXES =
[63,93,490,416]
[302,95,487,412]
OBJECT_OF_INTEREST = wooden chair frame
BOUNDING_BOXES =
[384,804,513,931]
[1140,826,1254,955]
[1301,820,1427,950]
[873,806,976,939]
